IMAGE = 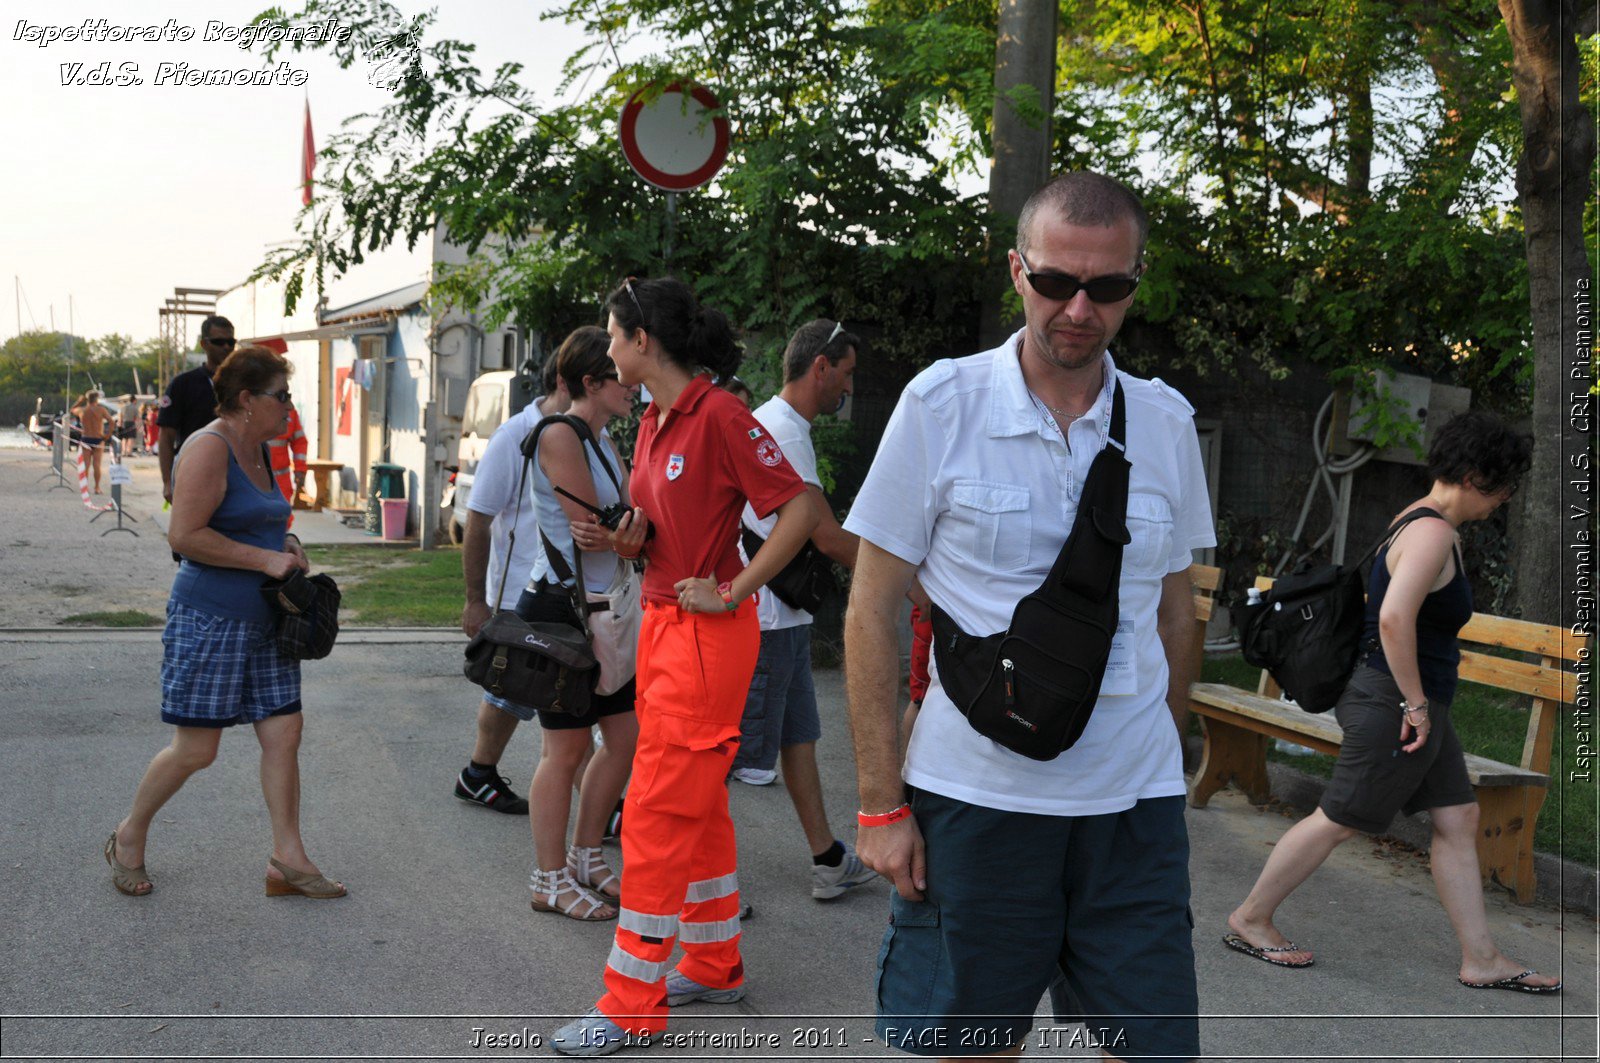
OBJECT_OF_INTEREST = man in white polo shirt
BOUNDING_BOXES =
[731,319,879,902]
[455,355,570,814]
[844,172,1214,1062]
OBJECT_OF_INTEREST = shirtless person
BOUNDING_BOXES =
[71,391,116,493]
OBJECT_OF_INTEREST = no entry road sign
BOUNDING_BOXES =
[619,83,730,192]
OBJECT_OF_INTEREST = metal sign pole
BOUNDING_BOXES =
[664,192,678,267]
[94,462,139,535]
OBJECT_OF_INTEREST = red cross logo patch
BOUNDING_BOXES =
[665,454,685,481]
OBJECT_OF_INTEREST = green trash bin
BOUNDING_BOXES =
[365,463,406,534]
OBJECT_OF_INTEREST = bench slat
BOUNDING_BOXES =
[1457,649,1575,703]
[1190,683,1546,789]
[1459,613,1586,662]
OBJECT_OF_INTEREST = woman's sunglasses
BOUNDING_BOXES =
[1016,250,1141,304]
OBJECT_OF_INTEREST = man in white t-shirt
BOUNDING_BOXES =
[844,173,1214,1061]
[730,320,879,902]
[454,358,571,814]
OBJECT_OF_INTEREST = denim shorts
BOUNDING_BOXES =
[875,791,1198,1061]
[1320,665,1474,833]
[731,624,820,772]
[160,601,301,728]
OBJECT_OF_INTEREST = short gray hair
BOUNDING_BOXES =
[1015,172,1148,264]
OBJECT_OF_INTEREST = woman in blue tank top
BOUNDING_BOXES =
[1225,411,1557,992]
[105,346,345,901]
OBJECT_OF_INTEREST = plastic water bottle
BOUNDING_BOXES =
[1246,587,1262,607]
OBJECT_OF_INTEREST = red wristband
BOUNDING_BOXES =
[857,804,912,827]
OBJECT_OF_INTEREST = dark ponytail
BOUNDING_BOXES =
[606,276,743,379]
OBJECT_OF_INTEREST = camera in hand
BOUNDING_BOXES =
[555,485,655,541]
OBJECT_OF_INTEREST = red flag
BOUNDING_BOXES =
[300,100,315,206]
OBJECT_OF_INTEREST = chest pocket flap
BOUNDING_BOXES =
[951,480,1031,569]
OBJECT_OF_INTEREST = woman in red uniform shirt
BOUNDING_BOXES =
[551,278,817,1056]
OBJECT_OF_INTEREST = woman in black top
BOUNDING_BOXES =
[1224,411,1558,993]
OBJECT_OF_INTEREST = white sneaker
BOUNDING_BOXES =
[812,842,879,900]
[730,767,777,786]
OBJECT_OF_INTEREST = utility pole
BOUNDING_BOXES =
[980,0,1058,348]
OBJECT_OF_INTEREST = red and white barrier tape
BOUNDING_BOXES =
[74,445,116,511]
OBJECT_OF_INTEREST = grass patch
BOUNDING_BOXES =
[1199,652,1597,868]
[59,610,162,627]
[304,544,464,627]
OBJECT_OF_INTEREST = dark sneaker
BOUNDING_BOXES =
[454,767,529,815]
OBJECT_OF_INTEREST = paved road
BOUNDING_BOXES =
[0,632,1590,1062]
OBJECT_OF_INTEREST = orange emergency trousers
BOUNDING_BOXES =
[597,597,760,1035]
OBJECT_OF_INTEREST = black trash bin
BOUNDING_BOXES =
[365,463,406,534]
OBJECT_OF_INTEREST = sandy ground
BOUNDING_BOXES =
[0,444,406,627]
[0,447,177,625]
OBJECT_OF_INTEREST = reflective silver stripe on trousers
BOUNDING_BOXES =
[678,914,742,944]
[607,943,669,984]
[684,872,739,903]
[619,909,679,938]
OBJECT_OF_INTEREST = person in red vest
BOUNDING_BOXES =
[267,405,308,523]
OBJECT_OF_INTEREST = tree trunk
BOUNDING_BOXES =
[980,0,1058,348]
[1498,0,1594,630]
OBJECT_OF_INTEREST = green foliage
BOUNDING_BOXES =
[251,0,988,388]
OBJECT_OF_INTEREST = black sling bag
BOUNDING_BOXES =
[930,380,1130,761]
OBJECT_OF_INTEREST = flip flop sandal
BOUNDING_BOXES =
[104,831,152,896]
[1222,932,1314,968]
[1458,970,1562,994]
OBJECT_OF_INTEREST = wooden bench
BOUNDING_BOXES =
[1186,569,1585,904]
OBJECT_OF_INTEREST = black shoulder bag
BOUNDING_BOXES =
[462,416,596,716]
[259,570,341,660]
[930,380,1130,761]
[740,525,838,613]
[1233,508,1440,713]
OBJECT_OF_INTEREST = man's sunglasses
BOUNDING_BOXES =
[206,336,237,349]
[1015,250,1141,304]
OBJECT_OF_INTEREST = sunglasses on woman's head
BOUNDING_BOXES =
[1015,250,1141,304]
[622,277,647,328]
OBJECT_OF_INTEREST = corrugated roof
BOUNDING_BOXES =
[321,280,430,324]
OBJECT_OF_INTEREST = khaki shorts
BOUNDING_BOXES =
[1319,665,1475,833]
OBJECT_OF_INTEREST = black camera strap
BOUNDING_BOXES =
[517,414,624,625]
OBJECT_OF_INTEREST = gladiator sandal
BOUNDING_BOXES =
[567,844,622,901]
[531,867,616,922]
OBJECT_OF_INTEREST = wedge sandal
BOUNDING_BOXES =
[265,856,347,899]
[104,831,152,897]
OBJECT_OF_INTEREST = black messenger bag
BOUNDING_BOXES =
[930,380,1130,761]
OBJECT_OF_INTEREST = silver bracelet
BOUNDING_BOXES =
[1400,698,1429,719]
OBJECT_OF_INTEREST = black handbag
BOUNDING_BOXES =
[930,380,1130,761]
[259,570,341,661]
[462,418,597,715]
[1233,508,1438,713]
[740,526,838,613]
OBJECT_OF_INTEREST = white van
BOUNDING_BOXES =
[449,369,536,541]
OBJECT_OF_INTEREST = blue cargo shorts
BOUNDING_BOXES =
[875,790,1199,1061]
